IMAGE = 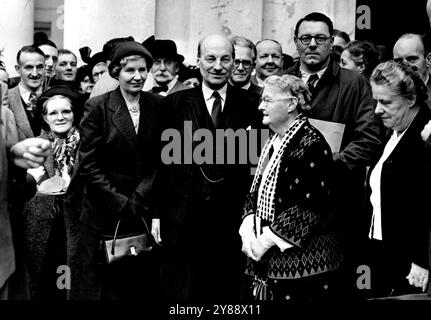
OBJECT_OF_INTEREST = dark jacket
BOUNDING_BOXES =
[152,84,261,300]
[68,87,163,235]
[367,106,431,276]
[285,59,383,170]
[285,59,384,244]
[153,84,261,246]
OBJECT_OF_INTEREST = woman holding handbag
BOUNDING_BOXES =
[239,75,343,302]
[67,42,163,300]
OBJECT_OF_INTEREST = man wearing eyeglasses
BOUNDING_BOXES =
[229,36,262,95]
[286,12,383,299]
[251,39,284,88]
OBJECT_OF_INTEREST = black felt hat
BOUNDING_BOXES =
[109,41,153,71]
[144,39,184,63]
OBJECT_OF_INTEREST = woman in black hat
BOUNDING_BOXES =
[23,85,81,300]
[67,41,163,300]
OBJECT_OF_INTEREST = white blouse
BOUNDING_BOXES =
[369,129,407,240]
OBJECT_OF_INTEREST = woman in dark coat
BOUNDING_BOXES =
[239,75,343,302]
[23,85,81,300]
[66,42,163,300]
[366,60,431,297]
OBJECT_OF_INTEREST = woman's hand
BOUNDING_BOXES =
[406,262,429,292]
[421,120,431,142]
[239,215,257,260]
[250,232,276,262]
[151,218,162,244]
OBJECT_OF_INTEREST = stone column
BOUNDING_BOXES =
[170,0,264,64]
[0,0,35,76]
[63,0,156,64]
[262,0,356,57]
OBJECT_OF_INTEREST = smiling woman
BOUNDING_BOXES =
[66,41,164,300]
[240,74,343,302]
[21,85,80,300]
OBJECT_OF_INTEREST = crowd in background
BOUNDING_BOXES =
[1,10,431,302]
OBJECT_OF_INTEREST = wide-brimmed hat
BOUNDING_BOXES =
[109,41,153,71]
[144,38,184,63]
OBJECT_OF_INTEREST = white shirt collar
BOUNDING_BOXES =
[256,76,265,88]
[241,82,251,90]
[153,77,178,97]
[300,66,328,84]
[202,82,227,103]
[167,77,178,92]
[18,82,41,105]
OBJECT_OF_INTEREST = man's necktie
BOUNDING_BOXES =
[26,92,38,122]
[211,91,222,128]
[28,92,38,110]
[152,84,169,94]
[307,74,319,95]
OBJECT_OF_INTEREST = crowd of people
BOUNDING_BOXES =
[1,11,431,302]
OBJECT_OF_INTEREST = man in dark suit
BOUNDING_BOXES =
[145,39,188,96]
[229,36,262,95]
[9,46,46,141]
[285,12,383,298]
[152,34,261,301]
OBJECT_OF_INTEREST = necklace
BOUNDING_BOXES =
[129,104,139,113]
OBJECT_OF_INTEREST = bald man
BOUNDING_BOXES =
[393,33,431,93]
[153,34,261,302]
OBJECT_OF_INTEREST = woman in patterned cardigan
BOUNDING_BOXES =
[239,75,343,302]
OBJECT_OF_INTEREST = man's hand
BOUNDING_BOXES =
[10,138,51,169]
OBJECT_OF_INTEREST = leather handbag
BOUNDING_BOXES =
[103,217,153,264]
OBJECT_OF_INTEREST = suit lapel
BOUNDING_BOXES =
[9,87,33,139]
[109,88,139,153]
[222,85,237,129]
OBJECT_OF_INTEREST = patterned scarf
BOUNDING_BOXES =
[250,115,306,222]
[48,127,80,177]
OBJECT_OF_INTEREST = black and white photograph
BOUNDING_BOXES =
[0,0,430,317]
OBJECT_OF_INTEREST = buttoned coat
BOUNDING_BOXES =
[69,87,163,235]
[153,84,261,300]
[65,87,163,300]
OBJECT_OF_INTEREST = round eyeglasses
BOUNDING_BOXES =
[232,59,253,69]
[296,35,331,45]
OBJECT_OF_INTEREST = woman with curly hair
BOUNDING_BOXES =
[239,74,343,302]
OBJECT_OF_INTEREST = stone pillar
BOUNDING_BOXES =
[167,0,264,64]
[0,0,35,76]
[262,0,356,57]
[63,0,156,64]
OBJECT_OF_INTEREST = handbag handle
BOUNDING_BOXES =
[111,216,152,255]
